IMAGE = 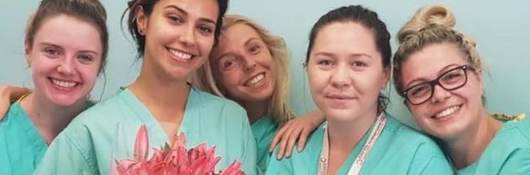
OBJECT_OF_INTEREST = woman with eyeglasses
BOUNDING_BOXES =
[393,4,530,174]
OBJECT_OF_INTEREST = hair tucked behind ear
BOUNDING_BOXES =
[393,5,483,97]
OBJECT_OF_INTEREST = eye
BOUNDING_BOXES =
[441,71,464,84]
[315,58,334,70]
[198,24,214,35]
[351,61,367,68]
[77,54,95,65]
[167,14,184,24]
[218,55,240,71]
[248,44,261,55]
[42,47,62,58]
[408,84,431,98]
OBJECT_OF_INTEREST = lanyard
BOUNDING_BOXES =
[318,113,387,175]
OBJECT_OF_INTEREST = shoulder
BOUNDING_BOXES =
[190,88,247,121]
[385,114,440,148]
[190,88,245,111]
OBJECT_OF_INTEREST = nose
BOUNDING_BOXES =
[330,65,350,89]
[243,56,257,72]
[57,57,75,75]
[430,84,451,103]
[178,24,197,47]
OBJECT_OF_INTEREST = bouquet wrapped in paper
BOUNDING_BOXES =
[112,125,244,175]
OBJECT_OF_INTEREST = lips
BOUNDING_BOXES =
[244,72,266,87]
[167,47,195,63]
[431,104,462,119]
[325,94,355,100]
[48,77,79,90]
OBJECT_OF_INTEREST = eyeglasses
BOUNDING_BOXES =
[402,65,474,105]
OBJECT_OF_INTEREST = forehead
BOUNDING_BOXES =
[33,15,102,52]
[212,23,263,56]
[221,23,262,46]
[401,42,468,82]
[155,0,219,22]
[312,22,378,56]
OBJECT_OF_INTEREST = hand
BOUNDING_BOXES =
[269,110,324,159]
[0,85,31,119]
[0,85,11,119]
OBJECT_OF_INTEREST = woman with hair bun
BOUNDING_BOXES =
[393,4,530,174]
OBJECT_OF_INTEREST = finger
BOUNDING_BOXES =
[270,122,290,152]
[297,128,310,152]
[276,125,295,159]
[284,127,302,157]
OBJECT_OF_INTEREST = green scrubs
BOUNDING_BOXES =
[35,88,257,175]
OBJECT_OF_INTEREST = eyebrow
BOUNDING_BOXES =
[244,37,261,46]
[405,63,461,88]
[39,42,99,55]
[164,5,216,25]
[312,52,372,59]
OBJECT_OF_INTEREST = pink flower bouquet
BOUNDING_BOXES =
[112,125,244,175]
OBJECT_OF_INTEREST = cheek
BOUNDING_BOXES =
[199,37,215,55]
[80,66,100,85]
[307,69,327,93]
[220,71,242,88]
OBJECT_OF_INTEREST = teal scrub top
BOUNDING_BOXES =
[35,88,258,175]
[266,115,454,175]
[0,102,47,175]
[251,116,278,174]
[457,116,530,175]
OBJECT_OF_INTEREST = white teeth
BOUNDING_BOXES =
[169,48,192,60]
[51,79,77,88]
[434,105,460,118]
[247,73,264,86]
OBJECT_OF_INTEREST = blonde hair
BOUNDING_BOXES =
[191,15,295,125]
[393,5,483,95]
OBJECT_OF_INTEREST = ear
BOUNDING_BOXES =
[24,41,33,67]
[135,6,148,35]
[380,66,391,90]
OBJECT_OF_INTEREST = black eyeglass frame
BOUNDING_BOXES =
[402,65,474,105]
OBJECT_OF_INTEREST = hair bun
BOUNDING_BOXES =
[398,5,456,44]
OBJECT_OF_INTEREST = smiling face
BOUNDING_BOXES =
[210,23,276,103]
[136,0,219,81]
[307,22,389,122]
[400,42,484,140]
[26,15,103,107]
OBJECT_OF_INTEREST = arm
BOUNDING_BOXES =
[269,110,324,159]
[498,148,530,175]
[0,85,31,118]
[35,126,98,174]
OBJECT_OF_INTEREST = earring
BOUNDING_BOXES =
[138,28,145,35]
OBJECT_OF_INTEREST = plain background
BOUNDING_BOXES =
[1,0,529,127]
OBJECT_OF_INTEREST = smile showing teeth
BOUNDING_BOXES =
[168,48,193,61]
[51,78,77,88]
[434,105,461,119]
[246,73,265,86]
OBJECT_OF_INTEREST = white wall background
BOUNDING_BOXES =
[1,0,529,127]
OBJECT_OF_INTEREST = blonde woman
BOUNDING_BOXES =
[193,14,324,173]
[393,4,530,174]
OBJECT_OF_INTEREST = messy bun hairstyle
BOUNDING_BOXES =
[393,5,483,95]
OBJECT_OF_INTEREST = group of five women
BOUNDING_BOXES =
[0,0,528,174]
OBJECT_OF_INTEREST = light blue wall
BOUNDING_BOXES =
[1,1,529,126]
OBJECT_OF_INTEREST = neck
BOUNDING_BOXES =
[444,110,502,169]
[327,110,378,152]
[21,92,86,144]
[241,100,269,124]
[129,62,190,123]
[324,109,379,175]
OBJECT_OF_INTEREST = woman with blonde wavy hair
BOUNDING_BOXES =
[192,14,324,173]
[393,4,530,174]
